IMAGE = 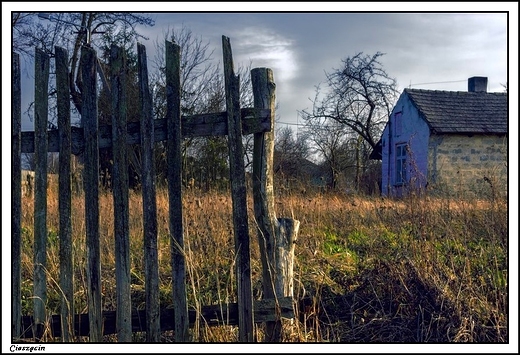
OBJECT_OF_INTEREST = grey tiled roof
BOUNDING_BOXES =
[404,89,508,134]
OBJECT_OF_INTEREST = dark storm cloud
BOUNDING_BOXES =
[3,6,512,129]
[138,12,508,125]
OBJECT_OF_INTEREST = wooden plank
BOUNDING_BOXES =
[222,35,254,342]
[19,297,295,338]
[110,44,132,342]
[166,40,189,342]
[137,42,161,342]
[33,48,50,341]
[20,108,271,155]
[80,45,102,342]
[12,51,22,340]
[55,46,74,342]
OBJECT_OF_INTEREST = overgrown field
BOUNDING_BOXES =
[18,182,508,343]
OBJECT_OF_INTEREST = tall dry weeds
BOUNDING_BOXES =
[18,180,508,342]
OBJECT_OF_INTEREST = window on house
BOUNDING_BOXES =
[395,143,407,185]
[394,112,402,136]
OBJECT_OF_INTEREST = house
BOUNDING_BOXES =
[373,77,507,197]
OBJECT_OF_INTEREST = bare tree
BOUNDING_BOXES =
[299,116,356,190]
[273,126,311,188]
[151,26,255,188]
[151,25,219,187]
[12,12,155,124]
[12,13,36,60]
[300,52,398,150]
[299,52,398,189]
[152,25,220,117]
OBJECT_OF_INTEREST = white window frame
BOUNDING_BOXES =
[395,143,407,185]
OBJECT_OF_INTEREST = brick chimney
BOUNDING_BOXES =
[468,76,488,92]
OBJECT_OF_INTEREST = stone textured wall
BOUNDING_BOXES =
[428,134,507,197]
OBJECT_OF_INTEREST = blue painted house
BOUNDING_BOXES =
[373,77,507,197]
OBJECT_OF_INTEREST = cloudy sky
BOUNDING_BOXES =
[146,10,511,126]
[3,3,516,132]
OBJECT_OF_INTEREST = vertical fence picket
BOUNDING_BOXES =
[110,44,132,342]
[166,40,189,342]
[33,48,50,341]
[81,45,102,342]
[222,36,255,342]
[12,52,22,340]
[137,42,161,342]
[55,46,74,342]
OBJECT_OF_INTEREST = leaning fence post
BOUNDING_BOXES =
[12,51,22,340]
[137,42,161,342]
[251,67,300,342]
[55,46,74,342]
[81,45,103,342]
[223,35,255,342]
[33,48,50,341]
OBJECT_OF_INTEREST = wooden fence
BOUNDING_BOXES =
[11,36,299,343]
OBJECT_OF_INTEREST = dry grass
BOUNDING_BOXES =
[18,181,508,343]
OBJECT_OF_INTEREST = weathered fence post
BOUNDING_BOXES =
[251,67,300,342]
[222,35,255,342]
[137,42,161,342]
[110,44,132,342]
[12,51,22,340]
[81,45,102,342]
[33,48,50,341]
[55,46,74,342]
[166,40,189,342]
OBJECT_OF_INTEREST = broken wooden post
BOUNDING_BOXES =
[251,67,300,342]
[223,35,255,342]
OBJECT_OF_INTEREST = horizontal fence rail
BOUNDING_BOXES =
[20,108,271,155]
[18,298,294,339]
